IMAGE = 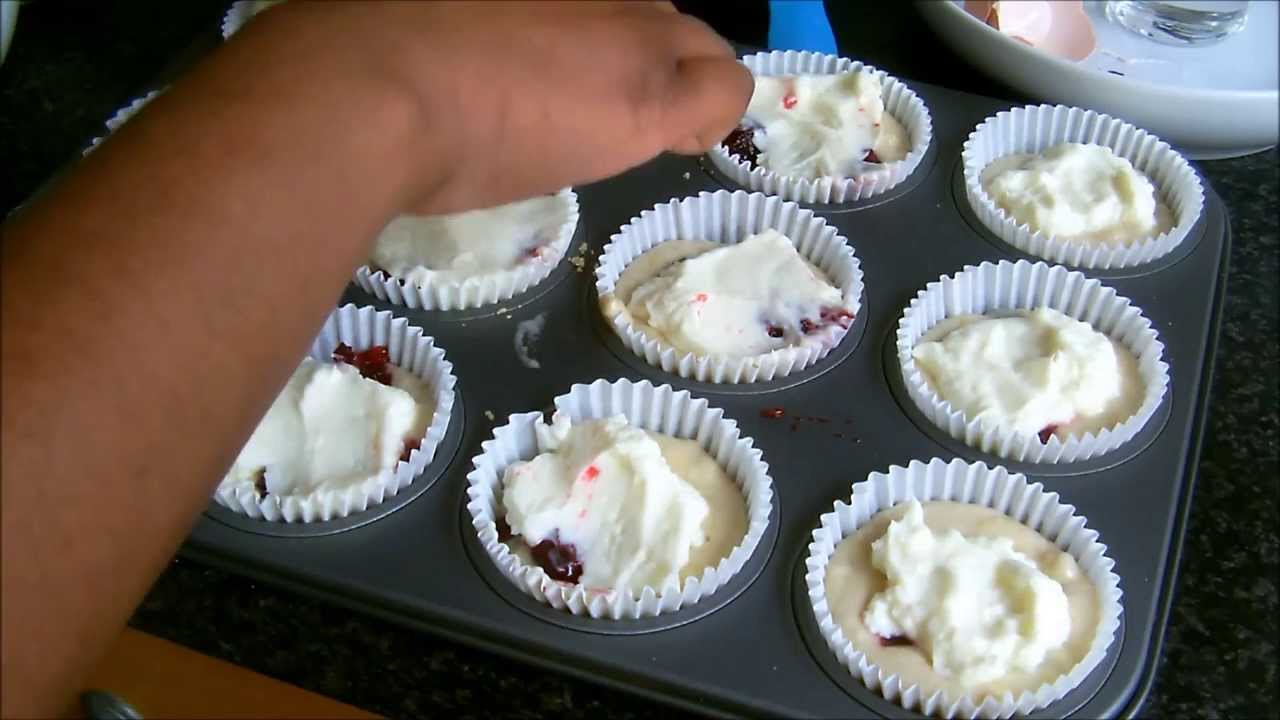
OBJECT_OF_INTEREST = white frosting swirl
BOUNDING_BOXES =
[981,143,1173,245]
[371,195,565,285]
[862,499,1074,685]
[222,357,433,497]
[501,414,713,593]
[744,73,909,180]
[911,307,1143,439]
[615,229,846,357]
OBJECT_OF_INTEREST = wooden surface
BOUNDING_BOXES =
[70,629,377,719]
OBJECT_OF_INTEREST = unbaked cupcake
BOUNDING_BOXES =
[981,143,1174,245]
[595,190,863,384]
[963,105,1203,269]
[465,378,773,619]
[214,304,456,522]
[603,229,852,357]
[897,260,1169,463]
[709,50,932,204]
[912,307,1145,445]
[355,189,579,311]
[498,413,746,595]
[806,458,1122,718]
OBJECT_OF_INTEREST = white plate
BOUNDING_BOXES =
[918,0,1279,159]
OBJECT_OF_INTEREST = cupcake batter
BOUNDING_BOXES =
[501,414,747,593]
[220,355,434,499]
[371,194,568,286]
[912,307,1144,440]
[825,500,1100,699]
[981,143,1174,245]
[600,230,852,357]
[737,72,909,180]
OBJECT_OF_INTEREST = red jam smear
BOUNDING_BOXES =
[333,343,393,386]
[877,634,914,648]
[722,126,761,168]
[496,517,513,543]
[399,437,421,463]
[760,407,786,419]
[819,307,855,328]
[1038,424,1059,444]
[530,532,583,583]
[864,149,881,164]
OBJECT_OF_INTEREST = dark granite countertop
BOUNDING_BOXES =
[2,2,1275,717]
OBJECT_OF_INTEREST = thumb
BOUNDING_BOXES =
[661,56,754,156]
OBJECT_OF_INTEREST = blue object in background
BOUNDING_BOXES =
[767,0,838,54]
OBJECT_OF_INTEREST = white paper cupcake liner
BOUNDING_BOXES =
[221,0,278,39]
[806,457,1123,719]
[213,303,457,523]
[595,189,863,384]
[353,189,580,312]
[464,378,774,619]
[83,90,163,155]
[897,259,1169,464]
[708,50,933,204]
[963,104,1204,269]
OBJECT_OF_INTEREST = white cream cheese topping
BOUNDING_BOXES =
[911,307,1142,439]
[981,143,1173,245]
[744,72,909,179]
[862,500,1072,685]
[371,195,565,285]
[221,357,433,497]
[501,414,714,593]
[618,229,846,357]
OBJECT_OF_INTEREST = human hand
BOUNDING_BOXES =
[238,0,752,214]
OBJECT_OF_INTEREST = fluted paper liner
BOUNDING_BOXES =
[963,104,1204,269]
[213,304,457,523]
[595,190,863,384]
[83,90,162,155]
[465,378,774,619]
[805,458,1123,718]
[708,50,933,204]
[221,0,275,39]
[897,260,1169,463]
[354,188,580,311]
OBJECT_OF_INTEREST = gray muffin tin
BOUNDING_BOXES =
[184,78,1230,718]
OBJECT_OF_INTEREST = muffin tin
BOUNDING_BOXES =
[181,77,1230,717]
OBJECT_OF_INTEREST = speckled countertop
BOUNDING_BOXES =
[2,2,1275,718]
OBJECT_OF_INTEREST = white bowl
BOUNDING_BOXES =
[918,0,1279,159]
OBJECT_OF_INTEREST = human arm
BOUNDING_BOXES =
[0,2,750,716]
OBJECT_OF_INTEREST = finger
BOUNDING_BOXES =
[658,12,736,60]
[660,56,753,155]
